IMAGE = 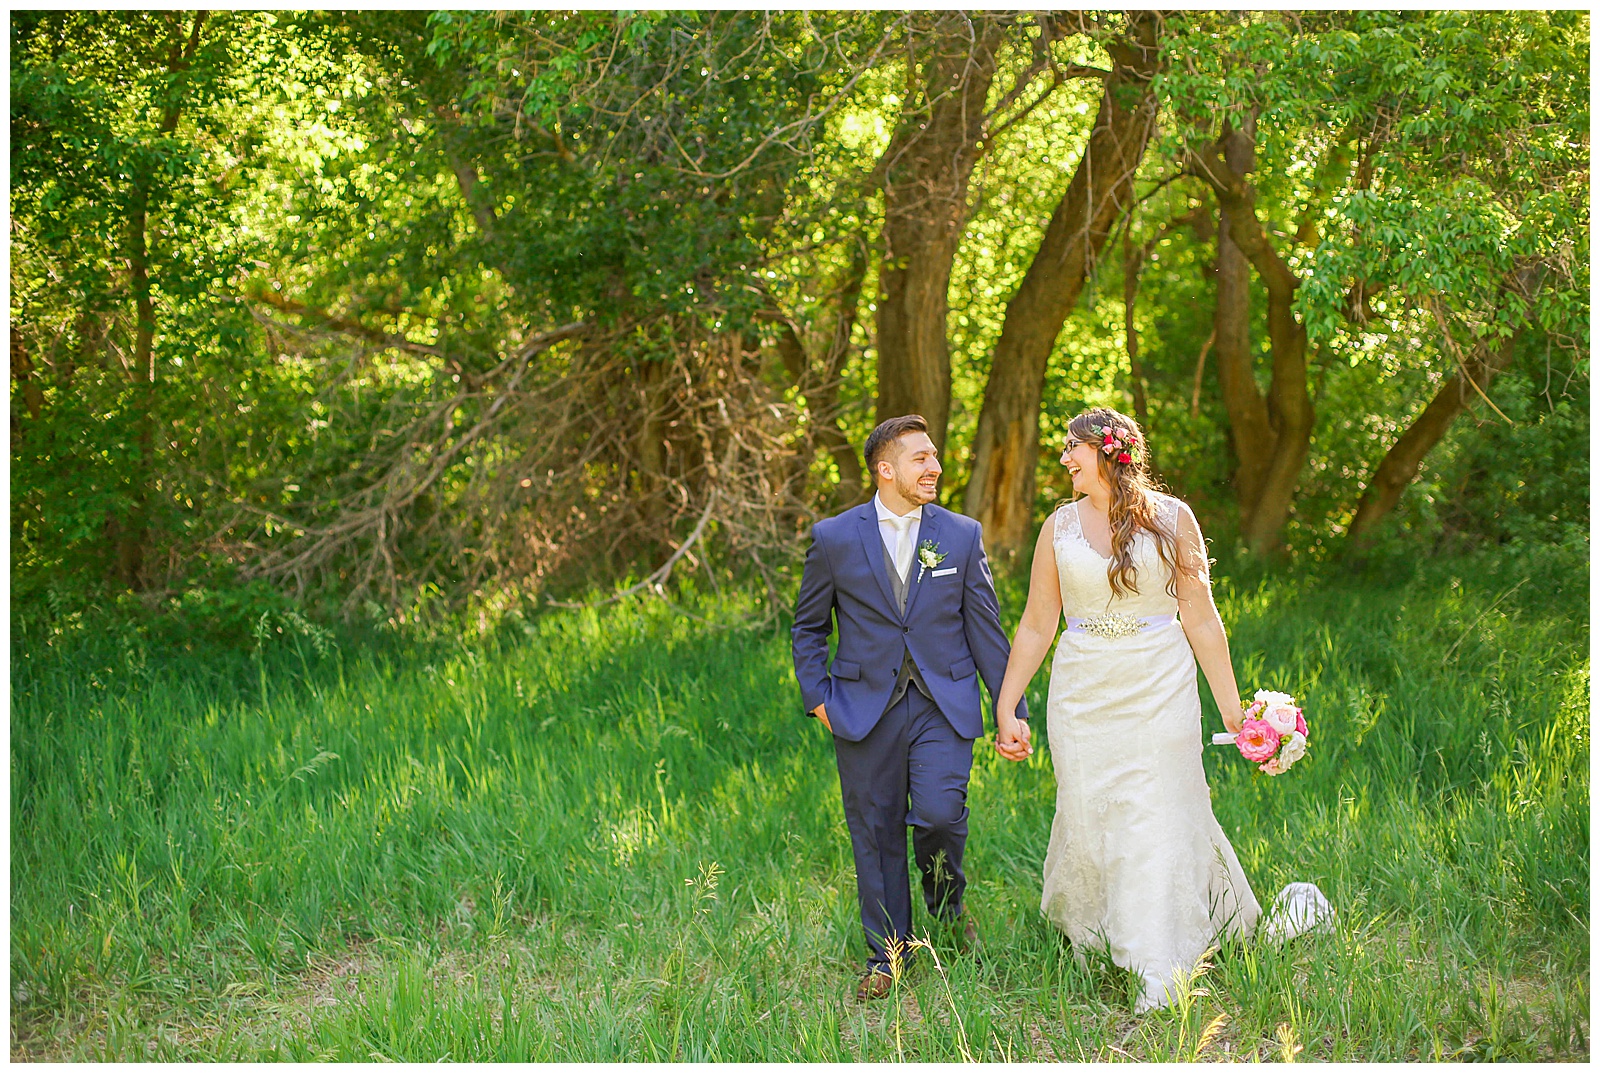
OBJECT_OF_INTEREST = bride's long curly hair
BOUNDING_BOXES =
[1066,408,1186,598]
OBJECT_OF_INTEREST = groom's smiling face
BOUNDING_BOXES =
[878,431,942,509]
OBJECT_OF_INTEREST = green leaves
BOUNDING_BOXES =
[10,9,1588,598]
[1162,10,1585,360]
[11,12,353,588]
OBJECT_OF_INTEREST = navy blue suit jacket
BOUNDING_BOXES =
[791,501,1026,742]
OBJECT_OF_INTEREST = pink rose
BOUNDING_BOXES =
[1263,704,1298,735]
[1235,718,1280,763]
[1117,452,1132,464]
[1260,757,1286,776]
[1295,710,1308,739]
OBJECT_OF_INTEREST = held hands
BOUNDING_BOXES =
[818,701,1034,758]
[995,711,1033,761]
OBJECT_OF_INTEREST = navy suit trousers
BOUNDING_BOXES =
[833,686,974,973]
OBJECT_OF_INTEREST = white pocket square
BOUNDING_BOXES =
[931,567,958,577]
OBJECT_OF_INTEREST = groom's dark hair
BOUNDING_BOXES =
[864,414,929,479]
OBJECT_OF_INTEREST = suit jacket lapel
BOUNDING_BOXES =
[902,505,942,620]
[855,506,903,620]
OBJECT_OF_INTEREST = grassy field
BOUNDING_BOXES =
[10,548,1589,1060]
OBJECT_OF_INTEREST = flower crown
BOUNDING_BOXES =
[1095,423,1143,466]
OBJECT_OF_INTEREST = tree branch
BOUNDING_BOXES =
[1424,295,1513,425]
[544,489,718,609]
[250,289,446,358]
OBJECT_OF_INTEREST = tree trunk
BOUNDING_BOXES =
[874,14,1006,449]
[1345,329,1520,549]
[1244,282,1313,552]
[1123,229,1151,436]
[107,11,207,590]
[1209,122,1273,517]
[963,13,1162,555]
[11,326,43,421]
[1191,124,1314,554]
[116,182,158,589]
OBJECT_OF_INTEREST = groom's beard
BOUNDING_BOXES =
[895,471,938,505]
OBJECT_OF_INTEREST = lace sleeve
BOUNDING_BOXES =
[1053,501,1075,545]
[1156,493,1181,541]
[1168,496,1211,586]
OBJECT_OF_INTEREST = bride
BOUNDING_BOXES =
[991,407,1327,1012]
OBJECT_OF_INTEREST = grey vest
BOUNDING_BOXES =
[882,537,932,709]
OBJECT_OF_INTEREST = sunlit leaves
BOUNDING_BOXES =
[1158,10,1586,349]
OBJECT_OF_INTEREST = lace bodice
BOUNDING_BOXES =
[1051,494,1183,619]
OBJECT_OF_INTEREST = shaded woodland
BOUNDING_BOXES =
[11,11,1589,624]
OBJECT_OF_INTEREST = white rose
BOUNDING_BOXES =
[1264,704,1299,734]
[1254,689,1297,709]
[1277,731,1307,767]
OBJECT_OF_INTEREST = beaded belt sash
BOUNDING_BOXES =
[1063,611,1178,640]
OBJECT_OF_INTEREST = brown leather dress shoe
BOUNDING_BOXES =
[855,969,894,1001]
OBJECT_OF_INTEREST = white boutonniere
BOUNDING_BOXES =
[916,539,946,582]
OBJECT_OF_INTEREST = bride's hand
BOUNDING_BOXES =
[995,712,1033,761]
[1221,701,1244,735]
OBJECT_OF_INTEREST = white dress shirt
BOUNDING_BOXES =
[873,493,923,582]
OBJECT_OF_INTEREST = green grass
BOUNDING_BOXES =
[11,552,1590,1060]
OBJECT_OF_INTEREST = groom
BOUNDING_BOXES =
[792,414,1030,1001]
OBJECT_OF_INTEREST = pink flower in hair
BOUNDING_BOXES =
[1093,423,1142,465]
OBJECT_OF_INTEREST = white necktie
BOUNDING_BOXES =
[887,514,914,582]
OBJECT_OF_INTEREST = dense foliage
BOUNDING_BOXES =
[11,11,1588,624]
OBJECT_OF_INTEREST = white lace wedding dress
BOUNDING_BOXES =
[1040,496,1330,1012]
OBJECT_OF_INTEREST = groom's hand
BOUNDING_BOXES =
[995,715,1032,761]
[811,703,833,733]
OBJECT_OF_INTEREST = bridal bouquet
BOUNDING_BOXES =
[1212,690,1308,776]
